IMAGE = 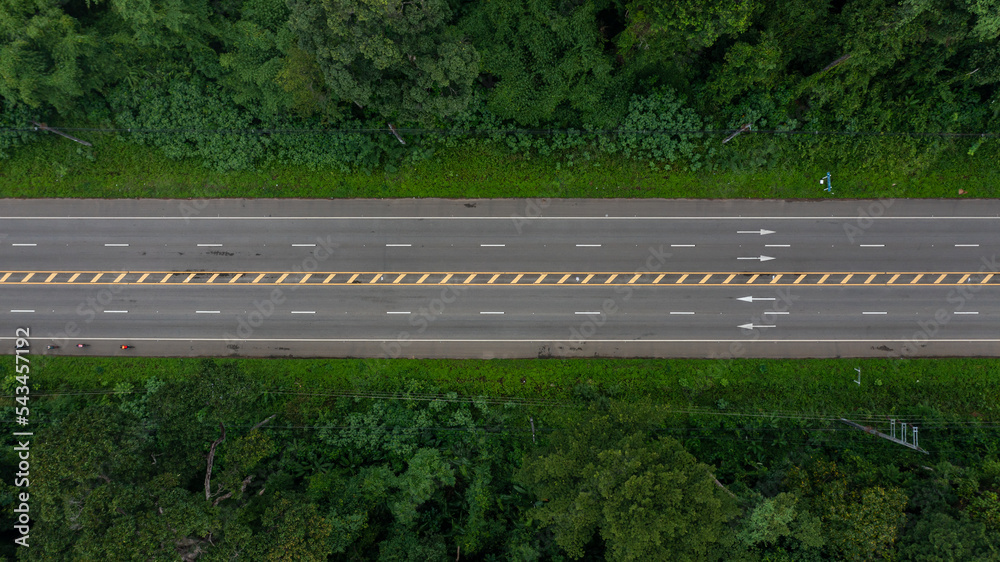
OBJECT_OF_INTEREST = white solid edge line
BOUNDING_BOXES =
[480,311,505,314]
[291,244,316,247]
[6,336,998,343]
[386,244,411,247]
[104,310,128,313]
[955,244,980,247]
[575,311,601,315]
[859,244,885,247]
[11,243,36,246]
[196,311,221,314]
[954,311,979,314]
[290,311,316,314]
[386,311,410,314]
[8,215,1000,220]
[10,309,34,313]
[862,311,888,315]
[104,243,129,247]
[670,312,695,315]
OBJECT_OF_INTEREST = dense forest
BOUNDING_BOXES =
[1,0,998,172]
[2,358,999,560]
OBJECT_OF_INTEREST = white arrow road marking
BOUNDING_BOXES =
[737,229,775,235]
[738,323,776,329]
[737,296,777,302]
[737,255,775,261]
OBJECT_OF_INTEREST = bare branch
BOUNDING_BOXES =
[820,53,852,73]
[204,423,226,501]
[250,414,276,433]
[31,121,93,146]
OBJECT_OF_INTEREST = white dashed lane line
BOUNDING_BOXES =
[386,311,410,314]
[196,311,220,314]
[10,309,34,313]
[670,312,695,315]
[104,243,129,247]
[11,243,36,247]
[104,310,128,314]
[290,311,316,314]
[765,244,790,247]
[859,244,885,247]
[292,244,316,247]
[575,311,602,315]
[480,311,504,315]
[955,244,980,247]
[386,244,411,247]
[197,244,223,247]
[576,244,602,247]
[670,244,695,247]
[862,311,887,315]
[954,311,979,315]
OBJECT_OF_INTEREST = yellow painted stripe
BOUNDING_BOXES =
[208,273,219,283]
[416,273,429,284]
[983,273,994,284]
[934,274,947,284]
[865,274,876,284]
[323,273,336,284]
[183,273,195,283]
[369,273,381,284]
[0,272,10,283]
[276,273,289,284]
[888,274,900,284]
[794,274,806,284]
[818,274,830,284]
[583,274,594,284]
[346,273,358,284]
[770,274,783,284]
[137,273,149,283]
[910,274,923,284]
[300,273,312,284]
[44,273,57,282]
[557,274,571,284]
[604,274,617,284]
[91,273,103,283]
[699,274,712,284]
[463,273,476,284]
[839,274,852,285]
[19,273,33,283]
[628,274,641,284]
[653,273,665,283]
[958,273,970,284]
[68,273,80,283]
[160,274,172,283]
[534,274,547,284]
[488,274,500,284]
[393,274,405,284]
[229,273,243,284]
[440,273,453,284]
[511,274,523,284]
[113,273,126,283]
[746,274,759,284]
[723,274,736,284]
[253,273,266,284]
[676,274,689,284]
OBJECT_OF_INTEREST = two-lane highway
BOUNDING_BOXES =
[2,198,998,358]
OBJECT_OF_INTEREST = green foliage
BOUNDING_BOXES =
[615,86,706,170]
[0,97,37,158]
[897,512,1000,561]
[287,0,480,126]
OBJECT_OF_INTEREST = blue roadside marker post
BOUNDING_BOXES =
[821,171,832,193]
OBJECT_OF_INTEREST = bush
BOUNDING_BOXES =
[615,87,706,170]
[0,99,39,159]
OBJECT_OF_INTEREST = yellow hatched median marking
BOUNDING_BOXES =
[817,274,830,284]
[934,274,947,284]
[653,274,664,284]
[910,274,923,284]
[511,274,523,284]
[323,274,336,284]
[68,273,80,283]
[557,274,571,284]
[628,273,641,284]
[958,273,971,284]
[0,273,10,283]
[208,274,219,283]
[19,273,33,283]
[794,274,806,284]
[113,273,126,283]
[45,273,57,283]
[676,274,688,284]
[346,273,358,284]
[770,274,783,284]
[440,273,453,284]
[983,274,994,284]
[723,274,736,284]
[300,273,312,284]
[463,274,476,284]
[488,274,500,284]
[839,274,852,285]
[888,274,900,284]
[699,274,712,284]
[747,274,759,284]
[416,273,429,284]
[183,273,195,283]
[229,273,243,284]
[252,274,266,284]
[369,274,382,284]
[583,274,594,284]
[604,274,617,284]
[865,274,876,284]
[393,274,405,284]
[533,274,547,284]
[137,273,148,283]
[160,274,172,283]
[276,273,289,284]
[91,273,103,283]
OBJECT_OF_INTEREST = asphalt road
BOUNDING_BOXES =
[2,198,998,358]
